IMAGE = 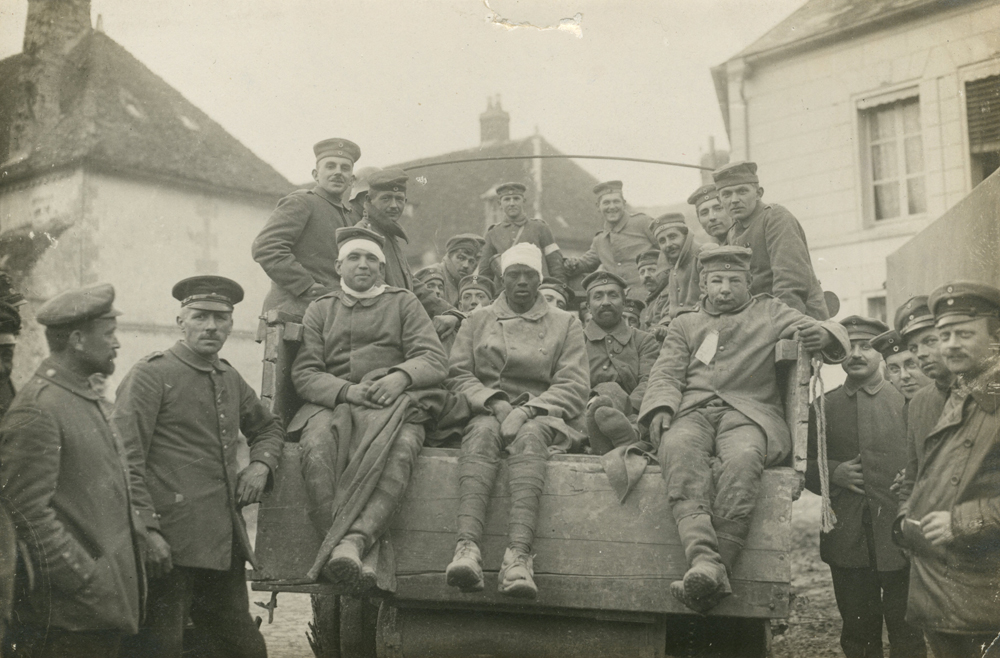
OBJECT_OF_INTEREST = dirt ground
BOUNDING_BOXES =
[243,490,846,658]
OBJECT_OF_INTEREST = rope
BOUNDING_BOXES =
[401,154,713,172]
[809,355,837,533]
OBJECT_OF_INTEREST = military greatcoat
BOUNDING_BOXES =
[584,320,658,412]
[572,213,656,298]
[1,358,142,633]
[899,381,950,501]
[111,342,284,571]
[664,232,704,322]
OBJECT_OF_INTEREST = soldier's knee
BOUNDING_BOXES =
[508,421,549,458]
[462,415,502,458]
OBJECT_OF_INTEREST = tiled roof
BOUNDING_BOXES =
[0,31,293,198]
[390,136,604,258]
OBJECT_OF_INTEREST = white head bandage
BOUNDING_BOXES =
[338,239,386,264]
[500,242,543,276]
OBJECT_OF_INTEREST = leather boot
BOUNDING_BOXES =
[586,396,615,455]
[498,547,537,599]
[323,533,365,592]
[446,539,484,592]
[672,514,731,612]
[713,515,749,578]
[594,406,639,448]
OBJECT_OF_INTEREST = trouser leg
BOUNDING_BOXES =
[879,567,926,658]
[456,415,503,545]
[5,627,122,658]
[711,408,766,574]
[136,566,195,658]
[505,420,554,554]
[189,553,267,658]
[830,565,885,658]
[299,409,341,537]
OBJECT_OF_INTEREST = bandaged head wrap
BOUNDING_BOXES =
[500,242,543,276]
[338,239,386,264]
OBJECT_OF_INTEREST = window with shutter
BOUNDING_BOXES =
[967,75,1000,186]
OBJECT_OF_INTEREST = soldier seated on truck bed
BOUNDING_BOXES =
[640,246,849,613]
[445,242,589,600]
[288,226,456,594]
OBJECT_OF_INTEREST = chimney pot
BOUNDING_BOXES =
[480,95,510,145]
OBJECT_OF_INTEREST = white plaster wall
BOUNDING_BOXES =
[736,1,1000,317]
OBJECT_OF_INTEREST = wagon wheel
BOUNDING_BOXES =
[308,594,379,658]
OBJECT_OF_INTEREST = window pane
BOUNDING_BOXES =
[907,177,926,215]
[902,100,921,135]
[904,135,923,175]
[867,296,887,324]
[875,182,900,219]
[870,107,896,142]
[872,143,898,181]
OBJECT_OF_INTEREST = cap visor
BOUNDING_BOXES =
[184,301,234,312]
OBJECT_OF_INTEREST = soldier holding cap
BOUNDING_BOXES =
[112,276,283,658]
[713,161,829,320]
[688,183,732,245]
[805,316,925,658]
[581,271,658,455]
[253,138,362,316]
[478,182,566,283]
[651,212,704,324]
[640,246,849,613]
[445,242,588,600]
[873,329,931,401]
[457,275,495,313]
[563,180,656,299]
[895,282,1000,658]
[1,284,143,657]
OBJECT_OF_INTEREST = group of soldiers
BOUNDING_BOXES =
[0,135,996,658]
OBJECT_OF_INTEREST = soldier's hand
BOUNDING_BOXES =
[433,315,461,340]
[236,461,271,507]
[345,382,381,408]
[489,399,514,423]
[366,371,411,407]
[920,511,954,546]
[798,323,832,353]
[653,325,670,342]
[145,529,173,579]
[500,407,529,441]
[831,456,865,494]
[649,411,672,445]
[889,469,905,497]
[563,258,578,276]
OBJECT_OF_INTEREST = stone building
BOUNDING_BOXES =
[0,0,293,389]
[712,0,1000,321]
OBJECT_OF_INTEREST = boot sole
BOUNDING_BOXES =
[498,580,538,599]
[684,570,722,601]
[446,562,484,592]
[324,556,361,593]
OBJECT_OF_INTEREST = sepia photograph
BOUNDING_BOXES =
[0,0,998,656]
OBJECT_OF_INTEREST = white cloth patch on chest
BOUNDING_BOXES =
[694,330,719,365]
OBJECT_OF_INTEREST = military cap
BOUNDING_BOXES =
[36,283,122,327]
[0,302,21,343]
[651,212,688,236]
[445,233,486,255]
[635,249,660,268]
[582,271,628,292]
[687,183,719,208]
[698,245,752,272]
[313,138,361,164]
[712,161,759,188]
[172,276,244,312]
[871,329,906,359]
[840,315,889,341]
[495,182,527,197]
[367,168,409,193]
[593,180,624,198]
[928,281,1000,328]
[414,265,445,286]
[624,298,646,314]
[539,278,575,306]
[894,295,935,337]
[459,274,495,298]
[336,226,385,248]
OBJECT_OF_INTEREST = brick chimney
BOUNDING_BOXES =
[6,0,92,164]
[480,95,510,145]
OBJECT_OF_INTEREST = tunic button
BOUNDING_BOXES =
[950,476,959,485]
[46,369,57,377]
[719,346,725,351]
[964,440,973,448]
[603,365,609,369]
[220,414,225,419]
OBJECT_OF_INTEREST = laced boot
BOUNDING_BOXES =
[498,547,537,599]
[446,539,484,592]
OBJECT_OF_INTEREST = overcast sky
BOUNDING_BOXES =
[0,0,807,206]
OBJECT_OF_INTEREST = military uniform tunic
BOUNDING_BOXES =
[573,213,656,298]
[899,381,950,501]
[1,358,142,633]
[726,202,829,320]
[665,233,704,322]
[478,218,566,281]
[252,185,352,316]
[584,320,658,412]
[111,342,283,571]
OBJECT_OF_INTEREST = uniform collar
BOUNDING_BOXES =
[604,214,629,235]
[329,287,392,308]
[170,340,227,373]
[958,369,1000,414]
[585,319,632,345]
[35,356,100,401]
[673,232,697,269]
[310,184,347,209]
[701,295,754,317]
[844,370,885,397]
[361,217,408,243]
[501,215,529,228]
[493,292,549,321]
[735,201,769,229]
[645,271,669,303]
